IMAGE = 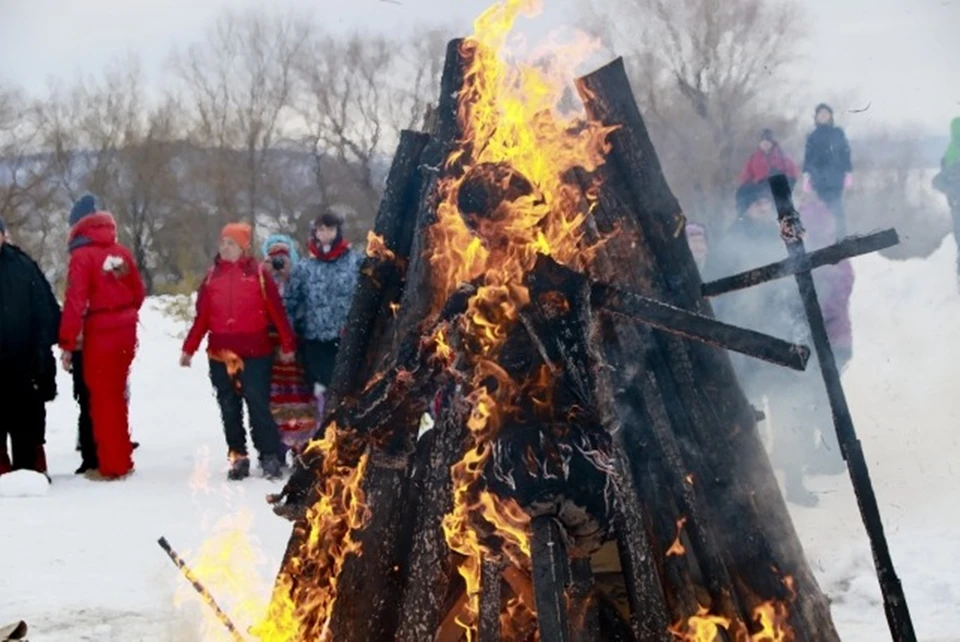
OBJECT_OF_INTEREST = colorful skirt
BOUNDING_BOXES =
[269,348,318,452]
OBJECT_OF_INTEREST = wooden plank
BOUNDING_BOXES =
[576,57,840,640]
[569,557,602,642]
[478,558,504,642]
[769,174,916,642]
[531,517,572,642]
[701,228,899,298]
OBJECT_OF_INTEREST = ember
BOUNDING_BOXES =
[256,0,845,640]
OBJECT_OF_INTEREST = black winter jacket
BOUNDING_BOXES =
[803,124,853,198]
[0,243,61,398]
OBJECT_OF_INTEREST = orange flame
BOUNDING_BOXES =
[670,601,795,642]
[366,231,396,262]
[670,606,733,642]
[426,1,616,638]
[259,423,370,641]
[666,516,688,557]
[433,325,455,365]
[749,601,793,642]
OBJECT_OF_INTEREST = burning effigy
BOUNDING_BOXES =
[244,1,849,640]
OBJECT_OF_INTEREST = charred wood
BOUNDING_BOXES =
[478,558,504,642]
[702,228,899,298]
[576,57,839,640]
[531,517,572,642]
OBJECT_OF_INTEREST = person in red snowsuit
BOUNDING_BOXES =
[180,223,296,481]
[738,128,799,188]
[59,195,145,480]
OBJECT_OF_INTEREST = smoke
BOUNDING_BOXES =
[696,169,956,509]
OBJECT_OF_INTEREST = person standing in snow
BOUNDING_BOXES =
[739,128,799,189]
[697,183,853,507]
[932,117,960,275]
[0,217,60,478]
[261,234,317,455]
[180,223,296,480]
[284,210,361,413]
[59,195,146,481]
[803,103,854,239]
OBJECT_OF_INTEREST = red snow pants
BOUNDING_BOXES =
[83,323,137,477]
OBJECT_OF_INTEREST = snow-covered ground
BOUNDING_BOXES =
[2,236,959,641]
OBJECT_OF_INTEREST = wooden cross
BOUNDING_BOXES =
[698,173,916,642]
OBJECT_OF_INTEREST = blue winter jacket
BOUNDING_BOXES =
[283,243,361,342]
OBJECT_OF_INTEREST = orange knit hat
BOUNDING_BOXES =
[221,222,252,252]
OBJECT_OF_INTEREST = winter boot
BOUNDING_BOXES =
[227,453,250,481]
[261,454,284,481]
[84,469,134,482]
[75,461,97,475]
[784,470,819,508]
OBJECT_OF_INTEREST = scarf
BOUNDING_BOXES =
[308,237,351,262]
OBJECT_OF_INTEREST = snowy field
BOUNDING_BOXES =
[2,236,959,641]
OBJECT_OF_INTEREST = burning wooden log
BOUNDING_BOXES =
[576,57,839,639]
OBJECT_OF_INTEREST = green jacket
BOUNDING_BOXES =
[944,117,960,169]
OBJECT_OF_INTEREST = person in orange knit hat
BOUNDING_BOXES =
[180,222,296,481]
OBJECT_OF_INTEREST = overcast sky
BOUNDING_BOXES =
[0,0,957,135]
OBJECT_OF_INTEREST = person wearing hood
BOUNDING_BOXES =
[261,234,317,455]
[0,217,60,478]
[284,209,361,412]
[802,103,854,239]
[932,117,960,275]
[704,181,853,507]
[181,223,296,481]
[738,128,799,188]
[59,195,146,480]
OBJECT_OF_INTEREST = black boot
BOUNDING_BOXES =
[75,460,98,475]
[227,453,250,481]
[260,455,284,481]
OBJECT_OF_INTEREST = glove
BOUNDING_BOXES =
[802,174,813,193]
[843,173,854,190]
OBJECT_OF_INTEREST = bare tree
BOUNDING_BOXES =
[171,7,313,233]
[294,28,446,240]
[0,83,60,265]
[588,0,808,227]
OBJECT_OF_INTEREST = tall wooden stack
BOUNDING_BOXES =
[269,39,840,642]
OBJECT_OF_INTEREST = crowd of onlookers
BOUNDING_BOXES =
[1,102,958,497]
[0,198,358,483]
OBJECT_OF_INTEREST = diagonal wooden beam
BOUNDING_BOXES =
[701,228,899,298]
[589,281,810,371]
[530,255,810,371]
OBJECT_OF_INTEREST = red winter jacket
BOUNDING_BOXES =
[59,213,146,352]
[183,256,296,358]
[738,147,799,186]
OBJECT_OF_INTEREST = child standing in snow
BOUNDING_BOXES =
[738,128,799,188]
[262,235,317,454]
[802,104,854,239]
[180,223,296,481]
